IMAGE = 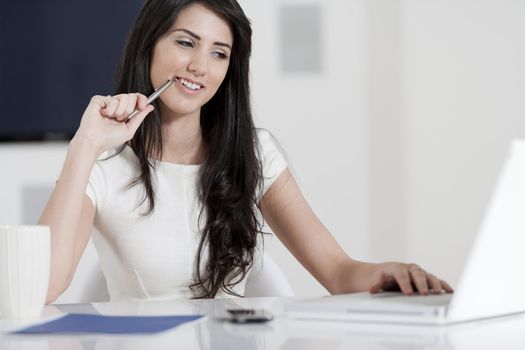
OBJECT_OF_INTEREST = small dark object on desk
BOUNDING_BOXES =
[227,309,274,323]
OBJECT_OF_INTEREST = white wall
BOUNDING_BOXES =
[402,0,525,284]
[0,143,67,224]
[367,0,406,262]
[368,0,525,285]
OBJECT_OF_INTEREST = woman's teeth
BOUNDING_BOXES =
[179,78,202,91]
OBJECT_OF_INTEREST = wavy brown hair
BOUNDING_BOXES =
[114,0,263,298]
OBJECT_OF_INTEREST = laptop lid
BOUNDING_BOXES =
[447,140,525,322]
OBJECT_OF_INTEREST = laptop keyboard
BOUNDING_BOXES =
[385,293,453,307]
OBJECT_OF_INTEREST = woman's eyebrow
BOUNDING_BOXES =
[173,28,232,50]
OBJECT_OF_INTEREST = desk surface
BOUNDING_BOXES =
[1,297,525,350]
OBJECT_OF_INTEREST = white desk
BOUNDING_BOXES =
[1,297,525,350]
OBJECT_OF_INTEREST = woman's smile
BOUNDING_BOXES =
[174,76,205,95]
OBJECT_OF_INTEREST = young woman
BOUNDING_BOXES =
[39,0,452,303]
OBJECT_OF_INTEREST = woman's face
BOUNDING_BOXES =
[150,3,233,119]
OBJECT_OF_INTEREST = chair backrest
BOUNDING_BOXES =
[56,238,294,304]
[245,249,295,297]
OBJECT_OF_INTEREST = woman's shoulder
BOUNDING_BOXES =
[255,128,286,160]
[86,145,140,210]
[94,144,140,177]
[256,128,282,154]
[97,144,136,163]
[255,128,274,144]
[255,128,288,195]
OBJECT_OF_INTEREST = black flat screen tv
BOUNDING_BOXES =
[0,1,144,141]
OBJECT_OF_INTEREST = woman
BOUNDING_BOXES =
[40,0,452,303]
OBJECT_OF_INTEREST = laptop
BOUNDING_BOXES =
[287,140,525,325]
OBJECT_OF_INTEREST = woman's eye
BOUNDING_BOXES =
[213,51,228,60]
[176,40,194,48]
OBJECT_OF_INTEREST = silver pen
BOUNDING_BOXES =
[127,78,175,119]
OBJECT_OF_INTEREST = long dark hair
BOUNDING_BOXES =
[114,0,263,298]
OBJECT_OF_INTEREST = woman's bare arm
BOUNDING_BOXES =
[260,168,453,295]
[38,137,100,303]
[38,93,154,303]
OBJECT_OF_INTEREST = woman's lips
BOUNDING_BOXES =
[174,77,204,95]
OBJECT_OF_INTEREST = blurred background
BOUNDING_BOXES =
[1,0,525,298]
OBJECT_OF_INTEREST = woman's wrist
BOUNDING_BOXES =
[333,259,376,294]
[69,133,105,162]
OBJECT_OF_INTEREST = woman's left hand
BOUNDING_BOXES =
[368,262,454,295]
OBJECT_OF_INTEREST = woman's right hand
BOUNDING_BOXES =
[73,93,154,155]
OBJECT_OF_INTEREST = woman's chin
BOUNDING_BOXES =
[160,105,202,120]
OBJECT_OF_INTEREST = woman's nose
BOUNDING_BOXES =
[187,51,207,77]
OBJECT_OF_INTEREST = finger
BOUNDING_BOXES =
[126,105,154,135]
[91,95,108,108]
[114,94,130,121]
[88,95,110,116]
[411,269,430,295]
[124,93,139,118]
[99,96,110,116]
[440,279,454,293]
[369,272,387,294]
[426,274,443,294]
[102,96,119,117]
[103,95,112,107]
[393,268,414,295]
[136,93,149,111]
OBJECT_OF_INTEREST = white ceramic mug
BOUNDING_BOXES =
[0,225,50,319]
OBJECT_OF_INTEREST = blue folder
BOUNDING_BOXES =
[11,313,204,335]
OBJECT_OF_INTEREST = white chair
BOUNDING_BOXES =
[245,248,294,298]
[56,238,294,304]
